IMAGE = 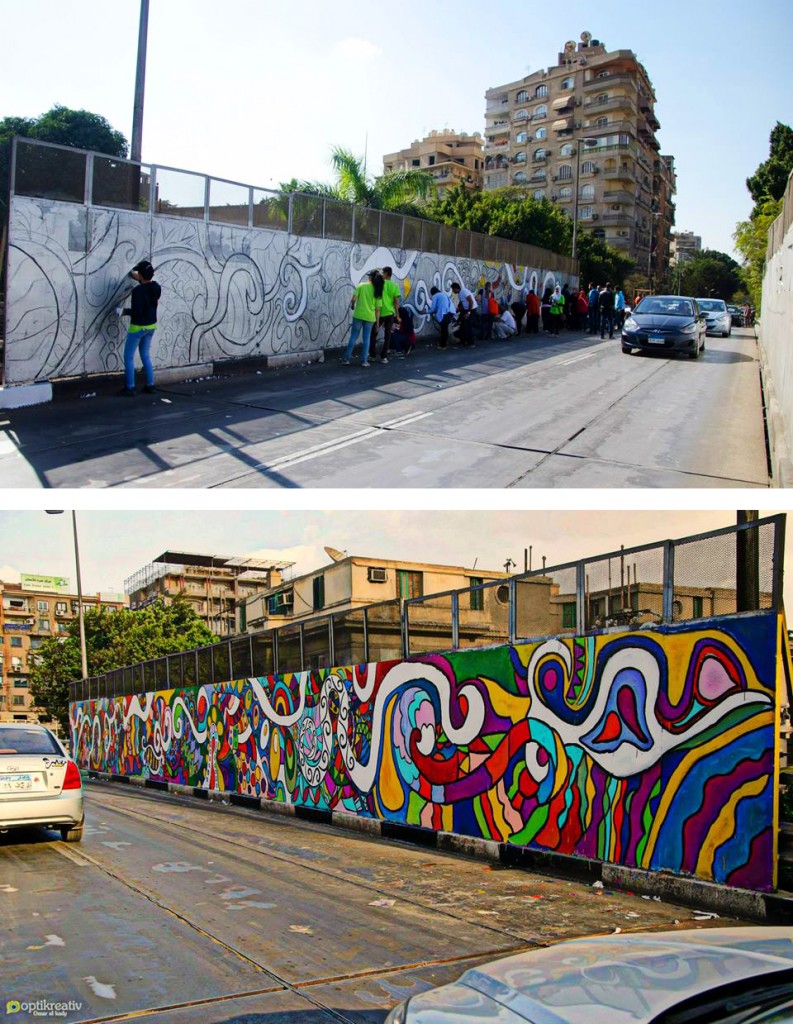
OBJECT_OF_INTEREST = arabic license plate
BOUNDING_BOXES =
[647,335,665,345]
[0,773,32,791]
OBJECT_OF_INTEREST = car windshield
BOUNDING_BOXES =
[697,299,727,312]
[636,298,694,317]
[0,727,61,755]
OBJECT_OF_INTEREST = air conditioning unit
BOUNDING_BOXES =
[368,567,388,584]
[267,591,294,614]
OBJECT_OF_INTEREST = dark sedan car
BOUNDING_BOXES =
[728,303,745,327]
[621,295,707,359]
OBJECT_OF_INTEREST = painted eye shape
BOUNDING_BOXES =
[525,740,550,782]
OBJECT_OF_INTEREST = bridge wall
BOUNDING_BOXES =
[70,613,782,891]
[6,195,577,386]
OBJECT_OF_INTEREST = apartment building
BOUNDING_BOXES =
[125,552,294,638]
[483,31,676,273]
[670,230,703,265]
[383,130,484,197]
[0,575,126,727]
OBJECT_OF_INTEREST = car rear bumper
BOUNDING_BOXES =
[0,791,84,829]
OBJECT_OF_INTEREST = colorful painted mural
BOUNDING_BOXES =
[70,615,781,891]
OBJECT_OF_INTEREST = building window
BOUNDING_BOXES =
[516,89,528,103]
[38,619,50,632]
[560,143,574,157]
[597,71,610,79]
[580,205,594,219]
[533,148,546,161]
[513,171,528,183]
[534,105,547,119]
[535,84,548,98]
[12,696,25,706]
[580,184,595,200]
[561,77,574,90]
[515,131,528,145]
[312,574,325,611]
[13,680,28,689]
[596,93,609,103]
[559,186,572,198]
[557,165,573,180]
[514,109,529,121]
[692,596,704,618]
[581,160,597,174]
[533,190,546,200]
[470,578,484,612]
[9,636,22,648]
[55,602,68,615]
[515,151,527,163]
[36,600,49,612]
[398,571,423,600]
[596,117,608,127]
[534,127,548,141]
[562,603,576,629]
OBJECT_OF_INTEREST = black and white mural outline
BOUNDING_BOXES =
[6,195,578,386]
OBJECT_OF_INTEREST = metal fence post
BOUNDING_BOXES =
[299,623,305,672]
[85,152,94,206]
[328,616,335,668]
[508,578,517,644]
[287,192,294,235]
[576,561,586,634]
[451,591,459,650]
[773,515,786,612]
[351,204,356,244]
[9,136,17,197]
[362,607,369,663]
[149,164,157,215]
[400,212,405,249]
[273,629,280,675]
[662,540,675,623]
[401,599,409,658]
[248,186,254,229]
[203,175,210,224]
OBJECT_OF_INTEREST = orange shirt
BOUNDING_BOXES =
[526,293,541,316]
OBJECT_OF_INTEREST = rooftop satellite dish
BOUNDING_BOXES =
[581,30,592,44]
[564,40,576,51]
[324,546,347,562]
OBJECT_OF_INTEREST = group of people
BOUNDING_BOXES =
[341,272,636,365]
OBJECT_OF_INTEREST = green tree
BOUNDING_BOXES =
[29,596,217,734]
[678,248,745,301]
[292,146,435,215]
[746,123,793,204]
[734,198,783,310]
[575,232,635,290]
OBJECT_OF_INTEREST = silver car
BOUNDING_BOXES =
[385,928,793,1023]
[696,298,732,337]
[0,723,84,842]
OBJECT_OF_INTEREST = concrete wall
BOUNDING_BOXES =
[759,170,793,486]
[5,195,578,386]
[70,612,782,891]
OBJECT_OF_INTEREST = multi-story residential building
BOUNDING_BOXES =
[383,130,484,197]
[125,552,294,638]
[0,575,126,727]
[670,230,703,265]
[483,32,676,274]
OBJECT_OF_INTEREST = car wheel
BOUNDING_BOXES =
[621,344,633,354]
[60,824,84,843]
[689,344,700,360]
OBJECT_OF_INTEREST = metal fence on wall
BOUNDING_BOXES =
[9,137,576,276]
[69,516,785,704]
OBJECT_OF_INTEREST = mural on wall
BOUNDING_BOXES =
[6,196,577,385]
[71,615,779,890]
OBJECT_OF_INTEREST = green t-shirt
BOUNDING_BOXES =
[380,278,401,317]
[353,282,381,323]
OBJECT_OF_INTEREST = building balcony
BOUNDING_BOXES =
[583,95,636,113]
[602,212,634,224]
[484,139,510,150]
[552,192,573,202]
[582,72,635,90]
[603,189,635,202]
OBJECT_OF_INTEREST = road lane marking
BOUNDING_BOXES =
[51,844,93,867]
[560,353,598,366]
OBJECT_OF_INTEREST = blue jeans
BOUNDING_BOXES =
[124,328,156,389]
[344,318,371,363]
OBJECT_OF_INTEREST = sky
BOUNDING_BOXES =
[0,509,790,610]
[3,0,791,257]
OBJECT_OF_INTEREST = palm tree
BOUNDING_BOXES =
[281,147,435,216]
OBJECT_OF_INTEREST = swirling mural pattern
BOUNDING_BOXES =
[7,196,577,385]
[70,618,779,891]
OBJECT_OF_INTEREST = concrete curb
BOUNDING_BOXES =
[84,771,793,923]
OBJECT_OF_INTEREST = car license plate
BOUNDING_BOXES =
[648,335,665,345]
[0,773,32,791]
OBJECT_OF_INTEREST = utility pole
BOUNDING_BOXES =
[737,511,759,613]
[130,0,150,163]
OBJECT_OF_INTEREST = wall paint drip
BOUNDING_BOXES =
[70,616,780,891]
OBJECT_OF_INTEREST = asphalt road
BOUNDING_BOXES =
[0,327,769,489]
[0,783,742,1024]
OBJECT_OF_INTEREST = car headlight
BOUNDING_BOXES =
[623,318,639,332]
[680,321,697,334]
[386,1001,410,1024]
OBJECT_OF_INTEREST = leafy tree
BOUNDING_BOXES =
[734,198,783,309]
[575,232,635,290]
[677,248,745,301]
[292,146,435,216]
[746,123,793,204]
[29,596,217,733]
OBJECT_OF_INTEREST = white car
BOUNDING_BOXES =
[0,723,84,842]
[696,297,732,337]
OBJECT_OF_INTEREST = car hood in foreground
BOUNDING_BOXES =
[403,929,793,1023]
